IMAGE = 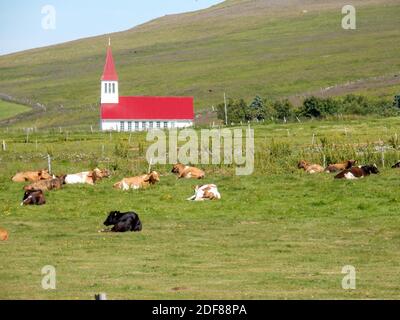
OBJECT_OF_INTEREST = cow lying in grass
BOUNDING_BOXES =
[101,211,142,232]
[298,160,324,174]
[65,168,110,185]
[325,160,357,173]
[113,171,160,190]
[12,169,52,182]
[21,190,46,206]
[0,227,9,241]
[334,164,379,180]
[391,161,400,168]
[24,175,66,192]
[187,184,221,201]
[171,163,205,179]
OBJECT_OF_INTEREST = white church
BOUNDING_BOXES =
[99,41,194,131]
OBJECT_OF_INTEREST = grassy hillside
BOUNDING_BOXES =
[1,117,400,299]
[0,100,30,121]
[0,0,399,128]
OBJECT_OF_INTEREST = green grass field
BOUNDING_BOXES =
[0,100,30,121]
[1,117,400,299]
[0,0,399,128]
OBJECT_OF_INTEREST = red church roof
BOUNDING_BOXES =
[101,96,194,120]
[101,46,118,81]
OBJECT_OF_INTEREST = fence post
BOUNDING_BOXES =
[2,140,6,151]
[95,293,107,300]
[381,150,385,168]
[47,154,52,174]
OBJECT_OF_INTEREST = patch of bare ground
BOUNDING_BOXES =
[289,73,400,105]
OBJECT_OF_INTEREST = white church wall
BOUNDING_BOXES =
[101,120,193,132]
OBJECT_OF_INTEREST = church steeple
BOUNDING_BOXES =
[101,39,119,104]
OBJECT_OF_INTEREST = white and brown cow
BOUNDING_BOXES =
[21,189,46,206]
[334,164,379,180]
[187,184,221,201]
[65,168,110,185]
[113,171,160,190]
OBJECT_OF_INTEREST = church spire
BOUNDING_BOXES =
[101,39,118,81]
[101,39,119,104]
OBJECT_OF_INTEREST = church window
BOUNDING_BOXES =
[120,121,124,131]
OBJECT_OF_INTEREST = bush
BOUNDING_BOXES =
[273,99,293,120]
[217,98,249,124]
[249,95,266,121]
[216,94,398,124]
[299,96,339,118]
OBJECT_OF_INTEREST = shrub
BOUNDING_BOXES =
[217,98,249,124]
[300,96,324,118]
[249,95,266,121]
[273,99,293,120]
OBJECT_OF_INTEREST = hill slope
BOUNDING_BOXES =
[0,0,399,128]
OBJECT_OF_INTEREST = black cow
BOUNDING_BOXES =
[21,189,46,206]
[392,161,400,168]
[103,211,142,232]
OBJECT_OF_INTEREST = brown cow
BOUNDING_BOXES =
[113,171,160,190]
[12,169,52,182]
[171,163,205,179]
[325,160,357,173]
[0,227,9,241]
[21,189,46,206]
[298,160,324,174]
[24,175,66,192]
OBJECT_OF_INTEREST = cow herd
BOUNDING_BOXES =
[297,159,400,179]
[2,158,400,240]
[0,164,220,239]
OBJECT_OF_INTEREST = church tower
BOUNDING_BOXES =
[101,39,119,104]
